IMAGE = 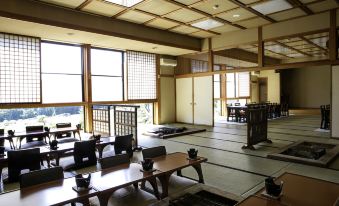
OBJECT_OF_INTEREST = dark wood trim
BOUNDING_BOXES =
[329,9,337,61]
[299,36,328,54]
[286,0,314,15]
[229,0,276,23]
[208,38,213,72]
[161,0,246,30]
[0,0,201,51]
[175,59,339,78]
[274,41,312,57]
[264,29,329,42]
[76,0,93,10]
[258,27,264,67]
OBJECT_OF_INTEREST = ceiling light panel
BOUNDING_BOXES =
[251,0,293,15]
[191,19,224,30]
[105,0,143,7]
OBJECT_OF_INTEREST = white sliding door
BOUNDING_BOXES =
[176,78,193,124]
[193,76,213,125]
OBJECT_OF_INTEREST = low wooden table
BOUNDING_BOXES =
[92,163,162,206]
[49,127,81,141]
[0,176,98,206]
[152,152,208,198]
[238,172,339,206]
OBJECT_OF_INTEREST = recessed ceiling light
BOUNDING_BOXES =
[152,47,157,50]
[213,4,219,10]
[105,0,143,7]
[191,19,223,30]
[67,33,74,36]
[232,14,240,18]
[251,0,292,15]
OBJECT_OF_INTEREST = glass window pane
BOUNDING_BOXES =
[91,49,122,76]
[92,76,123,101]
[238,72,250,97]
[42,74,83,103]
[0,107,84,134]
[227,73,235,98]
[41,43,82,74]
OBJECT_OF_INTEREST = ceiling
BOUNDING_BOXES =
[38,0,339,39]
[237,31,329,63]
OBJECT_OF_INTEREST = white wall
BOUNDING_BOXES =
[281,65,331,108]
[332,65,339,138]
[259,70,280,103]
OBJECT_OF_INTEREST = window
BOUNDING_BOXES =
[227,72,250,98]
[0,33,41,103]
[226,73,235,98]
[0,106,84,133]
[214,74,220,98]
[237,72,250,97]
[91,48,123,102]
[127,51,156,100]
[191,59,208,73]
[41,42,82,103]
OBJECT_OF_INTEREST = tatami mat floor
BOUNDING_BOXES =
[138,115,339,198]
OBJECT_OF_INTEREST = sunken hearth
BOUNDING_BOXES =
[268,141,339,167]
[169,190,238,206]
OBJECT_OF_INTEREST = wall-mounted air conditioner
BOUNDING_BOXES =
[160,58,177,67]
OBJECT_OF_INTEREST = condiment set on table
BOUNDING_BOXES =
[73,174,92,192]
[262,176,284,199]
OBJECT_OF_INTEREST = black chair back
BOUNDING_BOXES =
[8,148,41,182]
[0,129,4,147]
[56,123,72,138]
[20,166,64,189]
[142,146,166,159]
[114,134,133,157]
[100,154,130,170]
[25,125,45,142]
[73,140,97,168]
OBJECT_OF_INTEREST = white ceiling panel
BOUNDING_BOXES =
[83,1,124,17]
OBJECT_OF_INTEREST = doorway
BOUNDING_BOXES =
[258,77,268,103]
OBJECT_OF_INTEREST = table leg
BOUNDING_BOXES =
[157,174,171,199]
[192,164,204,184]
[147,177,160,200]
[97,192,112,206]
[97,146,104,159]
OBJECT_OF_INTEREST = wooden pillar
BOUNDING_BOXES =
[154,54,161,125]
[220,67,227,116]
[329,9,337,61]
[83,44,93,133]
[258,27,264,67]
[208,38,214,72]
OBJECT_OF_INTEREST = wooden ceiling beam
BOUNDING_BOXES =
[274,41,312,57]
[228,0,276,23]
[111,0,151,18]
[134,9,220,35]
[0,0,202,51]
[286,0,314,15]
[299,36,328,54]
[214,48,281,65]
[76,0,93,10]
[162,0,246,29]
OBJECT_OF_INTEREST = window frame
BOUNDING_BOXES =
[41,40,84,103]
[0,32,42,104]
